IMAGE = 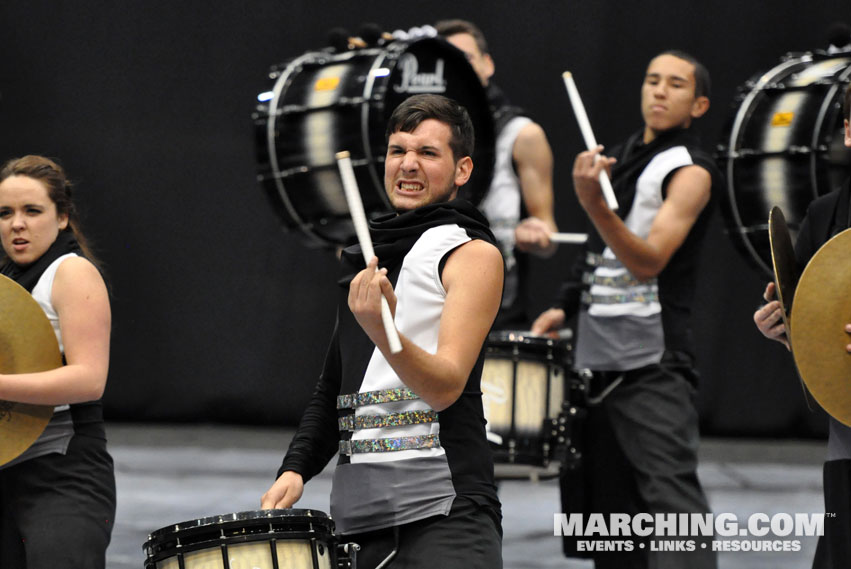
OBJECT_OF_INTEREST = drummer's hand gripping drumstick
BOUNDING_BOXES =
[562,72,619,210]
[336,151,403,354]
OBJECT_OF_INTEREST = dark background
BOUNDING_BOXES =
[0,1,846,437]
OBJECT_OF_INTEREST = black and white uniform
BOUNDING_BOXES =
[558,128,719,569]
[278,200,502,569]
[0,236,116,569]
[481,84,535,329]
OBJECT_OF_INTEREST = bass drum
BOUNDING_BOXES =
[717,50,851,276]
[254,37,494,248]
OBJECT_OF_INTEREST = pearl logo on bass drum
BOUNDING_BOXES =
[394,54,447,94]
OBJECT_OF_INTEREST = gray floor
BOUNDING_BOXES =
[108,423,827,569]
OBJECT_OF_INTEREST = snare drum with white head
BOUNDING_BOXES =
[480,330,573,466]
[143,509,349,569]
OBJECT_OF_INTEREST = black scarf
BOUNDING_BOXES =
[0,231,82,292]
[829,177,851,238]
[487,82,527,133]
[339,199,495,286]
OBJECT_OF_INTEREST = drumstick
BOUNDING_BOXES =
[562,72,619,211]
[336,151,403,354]
[549,232,589,244]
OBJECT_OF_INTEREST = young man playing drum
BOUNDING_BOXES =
[532,51,721,569]
[754,82,851,569]
[436,19,559,329]
[262,94,504,569]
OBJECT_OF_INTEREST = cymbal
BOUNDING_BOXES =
[790,228,851,426]
[769,206,798,341]
[0,274,60,466]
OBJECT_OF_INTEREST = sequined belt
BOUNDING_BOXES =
[581,289,659,305]
[339,434,441,456]
[582,272,656,288]
[585,252,622,269]
[338,409,437,431]
[337,387,420,410]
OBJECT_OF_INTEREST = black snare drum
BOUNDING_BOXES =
[481,330,573,466]
[254,37,494,248]
[143,509,351,569]
[717,50,851,275]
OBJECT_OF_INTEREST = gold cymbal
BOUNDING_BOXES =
[769,206,798,341]
[0,273,60,466]
[790,228,851,426]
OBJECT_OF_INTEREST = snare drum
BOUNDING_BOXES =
[254,36,494,248]
[143,509,346,569]
[481,330,572,466]
[717,50,851,276]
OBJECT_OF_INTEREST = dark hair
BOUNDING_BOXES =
[434,19,489,55]
[385,94,475,161]
[845,81,851,122]
[656,50,711,99]
[0,155,100,267]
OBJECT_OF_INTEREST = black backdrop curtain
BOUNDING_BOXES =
[0,0,844,437]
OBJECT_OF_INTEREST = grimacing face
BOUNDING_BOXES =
[0,175,69,266]
[384,118,473,212]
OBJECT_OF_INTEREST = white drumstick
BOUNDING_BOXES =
[336,151,403,354]
[549,232,588,244]
[562,72,619,211]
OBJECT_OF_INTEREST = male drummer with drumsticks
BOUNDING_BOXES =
[754,81,851,569]
[435,19,559,329]
[262,94,504,569]
[532,51,720,568]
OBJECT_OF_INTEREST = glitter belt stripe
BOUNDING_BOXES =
[582,290,659,305]
[339,434,441,455]
[582,272,656,288]
[338,410,437,431]
[586,252,623,269]
[337,387,419,410]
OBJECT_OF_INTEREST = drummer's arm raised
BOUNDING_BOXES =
[576,149,711,282]
[0,257,110,405]
[350,241,503,411]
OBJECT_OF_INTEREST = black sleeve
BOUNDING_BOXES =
[795,208,819,272]
[277,319,342,482]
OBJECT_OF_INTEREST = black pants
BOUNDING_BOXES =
[812,459,851,568]
[561,354,716,569]
[341,496,502,569]
[0,425,116,569]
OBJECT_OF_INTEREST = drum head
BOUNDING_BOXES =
[486,330,572,360]
[769,206,798,337]
[0,274,60,467]
[144,509,336,560]
[790,228,851,426]
[256,37,494,248]
[718,51,851,276]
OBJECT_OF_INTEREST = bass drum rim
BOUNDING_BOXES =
[256,37,495,249]
[143,509,337,566]
[717,50,851,276]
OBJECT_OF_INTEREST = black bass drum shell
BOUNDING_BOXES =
[716,50,851,276]
[254,37,495,249]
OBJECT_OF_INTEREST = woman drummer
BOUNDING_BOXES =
[0,155,115,569]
